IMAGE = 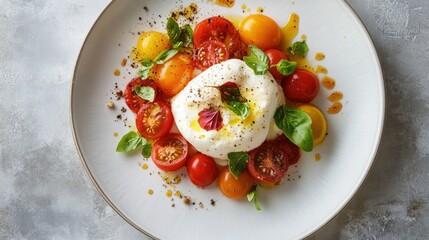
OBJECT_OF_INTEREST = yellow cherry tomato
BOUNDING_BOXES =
[151,53,194,97]
[134,31,171,61]
[297,104,327,146]
[238,14,281,50]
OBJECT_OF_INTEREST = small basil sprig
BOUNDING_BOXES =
[243,45,269,75]
[166,17,193,48]
[138,48,180,79]
[116,131,152,158]
[274,106,313,152]
[247,185,261,211]
[138,18,193,79]
[227,152,249,179]
[288,40,309,57]
[244,45,297,76]
[133,85,155,102]
[210,82,250,119]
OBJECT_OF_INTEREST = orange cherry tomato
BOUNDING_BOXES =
[218,167,254,199]
[238,14,281,50]
[151,53,194,97]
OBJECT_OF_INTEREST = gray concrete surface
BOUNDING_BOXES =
[1,0,428,239]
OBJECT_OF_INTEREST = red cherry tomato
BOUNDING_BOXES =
[281,69,320,103]
[151,133,189,171]
[265,49,289,81]
[273,135,301,165]
[123,78,158,113]
[186,153,218,187]
[247,140,290,184]
[193,40,229,70]
[136,100,173,140]
[193,16,241,56]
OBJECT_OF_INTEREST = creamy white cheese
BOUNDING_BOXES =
[171,59,284,159]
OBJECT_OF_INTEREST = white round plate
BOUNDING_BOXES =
[71,0,384,239]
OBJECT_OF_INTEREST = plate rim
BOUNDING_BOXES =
[69,1,385,239]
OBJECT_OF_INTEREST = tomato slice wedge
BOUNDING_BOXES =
[247,140,290,184]
[136,100,173,140]
[193,40,229,70]
[151,134,189,171]
[124,77,158,113]
[193,16,241,56]
[273,135,301,165]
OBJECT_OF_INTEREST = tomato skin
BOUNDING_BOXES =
[281,69,320,103]
[238,14,281,50]
[193,40,229,70]
[247,140,290,184]
[193,16,241,56]
[186,153,218,187]
[265,49,289,81]
[273,135,301,165]
[218,167,254,199]
[123,78,158,114]
[151,134,189,171]
[152,53,194,97]
[134,31,171,61]
[136,100,173,140]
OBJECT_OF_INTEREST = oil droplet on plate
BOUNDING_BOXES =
[316,65,328,74]
[328,91,344,102]
[113,132,119,137]
[327,102,343,114]
[121,58,127,67]
[142,163,149,170]
[315,52,325,61]
[114,69,120,76]
[211,0,235,8]
[281,13,299,50]
[322,76,336,90]
[314,153,321,161]
[166,189,173,197]
[148,189,154,195]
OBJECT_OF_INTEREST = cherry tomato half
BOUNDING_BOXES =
[265,49,289,81]
[238,14,281,50]
[193,16,241,56]
[273,135,301,165]
[193,40,229,70]
[151,133,189,171]
[247,140,290,184]
[186,153,218,187]
[151,53,194,97]
[136,100,173,140]
[218,167,254,199]
[123,78,158,114]
[281,69,320,103]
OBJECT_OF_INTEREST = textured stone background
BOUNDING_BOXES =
[0,0,428,239]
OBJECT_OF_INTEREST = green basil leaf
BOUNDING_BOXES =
[166,17,181,45]
[210,82,249,119]
[138,58,154,79]
[276,59,297,76]
[116,131,143,152]
[227,152,249,179]
[140,57,154,67]
[227,101,250,119]
[141,143,152,158]
[274,106,313,152]
[243,45,269,75]
[133,85,155,102]
[247,185,261,211]
[288,41,309,57]
[179,24,193,48]
[154,48,179,64]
